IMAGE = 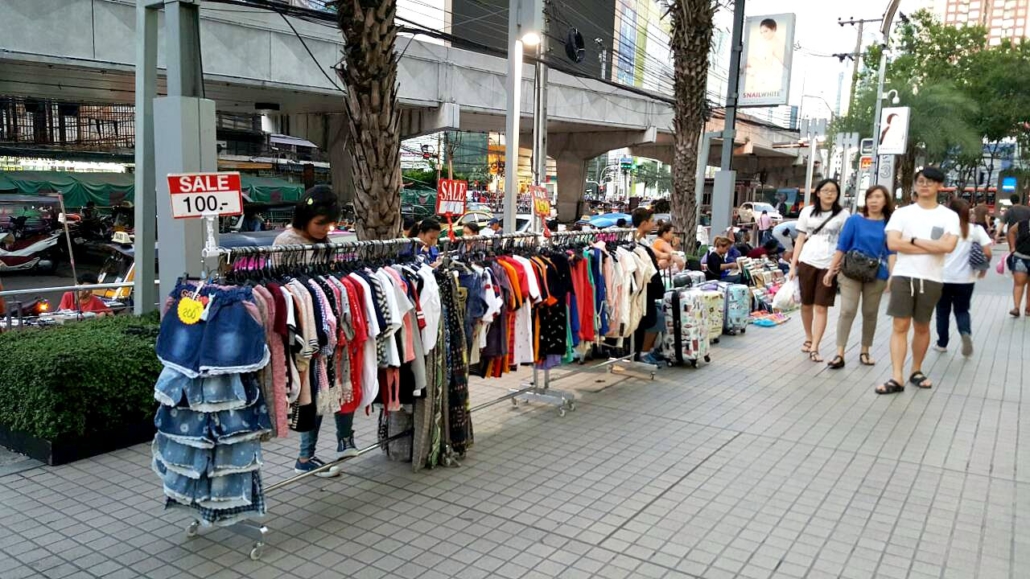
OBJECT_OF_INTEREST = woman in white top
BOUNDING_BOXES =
[788,179,851,362]
[934,197,992,357]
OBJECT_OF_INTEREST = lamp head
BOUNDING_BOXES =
[521,31,541,46]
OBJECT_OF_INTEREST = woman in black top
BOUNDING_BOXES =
[705,236,741,282]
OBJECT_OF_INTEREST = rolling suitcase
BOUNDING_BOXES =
[718,281,750,335]
[672,270,706,289]
[662,288,710,367]
[699,288,725,344]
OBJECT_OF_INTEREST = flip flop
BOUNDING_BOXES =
[909,372,933,389]
[876,379,904,395]
[859,353,875,366]
[801,340,812,353]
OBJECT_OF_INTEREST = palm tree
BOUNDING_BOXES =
[667,0,717,246]
[335,0,403,240]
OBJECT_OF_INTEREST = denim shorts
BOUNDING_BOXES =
[157,282,269,378]
[153,434,262,479]
[1008,254,1030,274]
[154,385,271,449]
[154,367,254,412]
[153,458,256,509]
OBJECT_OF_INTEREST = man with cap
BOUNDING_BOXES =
[485,218,501,236]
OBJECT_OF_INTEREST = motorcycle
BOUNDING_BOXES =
[0,195,66,274]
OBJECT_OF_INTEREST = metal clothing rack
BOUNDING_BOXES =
[181,227,658,558]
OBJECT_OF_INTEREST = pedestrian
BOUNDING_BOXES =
[788,178,850,363]
[486,218,502,236]
[972,200,992,237]
[632,208,665,365]
[771,220,797,252]
[878,167,960,394]
[824,185,896,369]
[934,197,992,354]
[273,185,352,478]
[414,218,443,266]
[775,193,789,218]
[996,193,1030,244]
[757,210,773,244]
[1005,208,1030,317]
[652,221,685,272]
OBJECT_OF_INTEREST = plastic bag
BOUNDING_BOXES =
[997,253,1009,275]
[772,277,800,311]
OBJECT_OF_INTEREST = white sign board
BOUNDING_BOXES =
[739,14,796,108]
[877,107,910,156]
[877,155,896,191]
[167,172,244,219]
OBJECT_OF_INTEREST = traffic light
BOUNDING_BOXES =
[421,144,432,160]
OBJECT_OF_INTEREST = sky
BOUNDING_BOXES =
[719,0,944,120]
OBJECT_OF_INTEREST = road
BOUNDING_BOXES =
[0,261,101,315]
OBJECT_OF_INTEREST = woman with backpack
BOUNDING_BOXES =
[788,179,850,363]
[823,185,896,369]
[935,197,992,355]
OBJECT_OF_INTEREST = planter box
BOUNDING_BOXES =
[0,420,155,466]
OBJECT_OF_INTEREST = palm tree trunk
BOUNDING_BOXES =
[336,0,403,240]
[669,0,716,252]
[899,144,917,204]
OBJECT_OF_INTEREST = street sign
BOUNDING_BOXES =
[1003,176,1018,192]
[860,156,873,170]
[435,179,467,216]
[877,155,896,192]
[167,172,243,219]
[860,138,874,155]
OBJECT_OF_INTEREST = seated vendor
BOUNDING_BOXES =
[58,273,112,316]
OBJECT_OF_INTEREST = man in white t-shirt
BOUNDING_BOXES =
[880,167,960,394]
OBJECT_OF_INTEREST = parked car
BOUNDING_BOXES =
[443,211,533,235]
[735,202,783,225]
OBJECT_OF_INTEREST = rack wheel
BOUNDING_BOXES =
[557,407,567,417]
[567,401,576,412]
[185,521,199,539]
[740,328,746,334]
[250,543,265,561]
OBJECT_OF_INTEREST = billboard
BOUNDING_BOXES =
[877,107,910,155]
[739,14,796,107]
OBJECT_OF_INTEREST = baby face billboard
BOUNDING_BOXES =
[739,14,796,108]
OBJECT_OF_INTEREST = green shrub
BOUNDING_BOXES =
[0,313,162,440]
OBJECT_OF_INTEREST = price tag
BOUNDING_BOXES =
[168,172,244,219]
[177,297,204,325]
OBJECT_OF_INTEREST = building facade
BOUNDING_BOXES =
[943,0,1030,44]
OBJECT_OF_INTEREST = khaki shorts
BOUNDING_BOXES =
[887,276,943,324]
[797,262,837,307]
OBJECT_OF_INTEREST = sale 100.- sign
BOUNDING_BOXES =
[436,179,467,216]
[168,172,244,219]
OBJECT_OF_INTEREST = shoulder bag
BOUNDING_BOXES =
[839,215,881,283]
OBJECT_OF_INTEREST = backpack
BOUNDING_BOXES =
[1016,221,1030,256]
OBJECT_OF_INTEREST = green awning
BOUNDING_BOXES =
[0,171,306,207]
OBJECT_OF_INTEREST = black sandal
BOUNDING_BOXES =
[909,372,933,389]
[859,353,875,366]
[1010,309,1021,318]
[801,340,813,352]
[827,355,845,369]
[809,351,823,363]
[876,379,905,395]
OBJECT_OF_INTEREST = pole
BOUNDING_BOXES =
[805,124,817,206]
[503,0,523,234]
[437,132,443,183]
[870,45,888,180]
[133,0,158,315]
[711,0,746,236]
[849,20,864,106]
[694,132,719,238]
[531,36,548,232]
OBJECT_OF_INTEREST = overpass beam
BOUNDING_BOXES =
[399,103,460,140]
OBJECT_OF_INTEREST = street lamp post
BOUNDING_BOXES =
[870,0,904,180]
[503,0,543,233]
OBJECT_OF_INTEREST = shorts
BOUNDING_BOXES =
[887,276,943,324]
[156,282,269,378]
[1007,254,1030,274]
[796,262,837,307]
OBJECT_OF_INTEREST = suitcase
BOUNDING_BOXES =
[718,281,750,335]
[672,271,706,289]
[698,288,725,344]
[661,288,711,367]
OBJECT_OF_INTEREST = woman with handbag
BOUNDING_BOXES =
[823,185,896,369]
[934,197,992,356]
[789,179,851,362]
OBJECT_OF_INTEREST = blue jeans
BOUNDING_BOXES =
[935,282,974,348]
[298,412,355,459]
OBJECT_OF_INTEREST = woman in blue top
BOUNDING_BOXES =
[824,185,897,369]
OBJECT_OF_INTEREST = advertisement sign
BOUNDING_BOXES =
[435,179,467,216]
[877,107,910,156]
[1002,176,1018,192]
[739,13,796,107]
[877,155,896,192]
[530,185,550,217]
[167,172,243,219]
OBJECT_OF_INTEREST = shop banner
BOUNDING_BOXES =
[739,13,796,108]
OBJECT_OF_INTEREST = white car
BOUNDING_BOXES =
[736,202,783,225]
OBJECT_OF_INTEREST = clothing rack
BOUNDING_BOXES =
[182,227,658,559]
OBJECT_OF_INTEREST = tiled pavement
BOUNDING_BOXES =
[1,273,1027,579]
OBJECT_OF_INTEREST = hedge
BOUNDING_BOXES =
[0,313,162,441]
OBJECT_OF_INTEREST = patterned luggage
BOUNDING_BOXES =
[672,270,706,289]
[699,288,725,344]
[718,281,750,335]
[661,288,710,367]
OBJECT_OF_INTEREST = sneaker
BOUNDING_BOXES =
[337,436,360,459]
[933,344,948,353]
[960,334,973,357]
[294,457,340,478]
[640,353,661,366]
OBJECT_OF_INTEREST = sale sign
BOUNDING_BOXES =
[436,179,468,216]
[529,185,550,217]
[167,172,244,219]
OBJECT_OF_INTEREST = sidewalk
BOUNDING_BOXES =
[0,273,1026,579]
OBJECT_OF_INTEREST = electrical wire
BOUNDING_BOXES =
[275,10,344,92]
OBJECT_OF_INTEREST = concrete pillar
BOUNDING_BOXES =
[555,155,588,222]
[327,114,355,206]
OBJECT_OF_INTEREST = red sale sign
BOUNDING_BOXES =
[436,179,468,217]
[529,185,550,217]
[167,172,244,219]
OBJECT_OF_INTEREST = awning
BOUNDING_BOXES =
[269,134,319,149]
[240,177,304,204]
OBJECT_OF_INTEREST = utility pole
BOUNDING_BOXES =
[712,0,746,236]
[531,12,549,232]
[837,17,881,107]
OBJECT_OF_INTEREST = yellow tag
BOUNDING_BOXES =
[177,297,204,325]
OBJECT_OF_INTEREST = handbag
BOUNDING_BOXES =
[969,241,990,271]
[841,249,881,283]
